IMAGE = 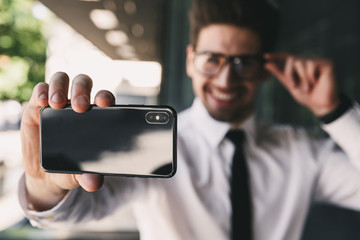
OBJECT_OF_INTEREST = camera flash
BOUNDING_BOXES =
[145,111,170,124]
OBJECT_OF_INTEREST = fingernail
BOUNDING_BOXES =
[73,95,89,108]
[51,93,65,103]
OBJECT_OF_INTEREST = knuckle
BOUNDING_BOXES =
[71,174,79,186]
[305,60,313,66]
[32,82,49,102]
[294,59,303,66]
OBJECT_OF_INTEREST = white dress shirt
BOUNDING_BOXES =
[19,98,360,240]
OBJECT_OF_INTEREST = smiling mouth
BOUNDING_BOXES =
[212,89,235,101]
[210,87,245,102]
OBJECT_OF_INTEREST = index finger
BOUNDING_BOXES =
[263,53,289,81]
[263,52,289,62]
[28,82,49,109]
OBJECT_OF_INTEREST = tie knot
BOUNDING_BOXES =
[226,130,245,145]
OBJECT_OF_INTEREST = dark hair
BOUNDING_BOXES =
[188,0,280,52]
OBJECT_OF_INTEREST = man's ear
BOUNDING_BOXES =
[186,44,195,78]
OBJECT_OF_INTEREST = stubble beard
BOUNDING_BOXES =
[205,101,255,124]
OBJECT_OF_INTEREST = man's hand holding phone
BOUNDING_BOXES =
[21,72,113,211]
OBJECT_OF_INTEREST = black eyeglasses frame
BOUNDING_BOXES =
[192,51,265,80]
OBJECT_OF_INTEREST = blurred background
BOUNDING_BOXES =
[0,0,360,239]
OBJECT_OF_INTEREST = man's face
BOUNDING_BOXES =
[186,24,266,123]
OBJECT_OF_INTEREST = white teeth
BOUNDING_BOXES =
[212,89,235,101]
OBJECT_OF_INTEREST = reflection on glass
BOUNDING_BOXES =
[40,106,176,177]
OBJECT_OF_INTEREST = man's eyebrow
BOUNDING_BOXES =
[197,51,264,59]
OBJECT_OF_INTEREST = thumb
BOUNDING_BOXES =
[75,173,104,192]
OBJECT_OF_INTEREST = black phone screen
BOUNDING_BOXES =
[40,105,176,178]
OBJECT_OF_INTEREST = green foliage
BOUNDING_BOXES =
[0,0,46,102]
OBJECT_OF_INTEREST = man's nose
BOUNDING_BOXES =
[214,64,237,86]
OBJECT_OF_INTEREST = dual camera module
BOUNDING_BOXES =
[145,111,170,124]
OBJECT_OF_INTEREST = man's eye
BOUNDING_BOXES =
[207,56,220,64]
[242,58,257,66]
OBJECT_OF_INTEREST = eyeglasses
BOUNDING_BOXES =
[193,51,264,80]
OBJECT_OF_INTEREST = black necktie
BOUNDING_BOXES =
[226,130,252,240]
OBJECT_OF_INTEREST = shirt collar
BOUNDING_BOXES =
[189,98,257,148]
[230,114,257,144]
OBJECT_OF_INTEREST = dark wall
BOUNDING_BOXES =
[160,0,193,111]
[258,0,360,126]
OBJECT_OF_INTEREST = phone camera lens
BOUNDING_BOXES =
[145,112,169,124]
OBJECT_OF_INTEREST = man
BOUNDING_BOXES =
[19,0,360,239]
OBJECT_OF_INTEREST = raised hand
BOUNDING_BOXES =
[264,53,340,117]
[21,72,115,211]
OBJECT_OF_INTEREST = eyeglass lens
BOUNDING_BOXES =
[194,53,263,79]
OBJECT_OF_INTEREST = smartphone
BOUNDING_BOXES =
[40,105,177,178]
